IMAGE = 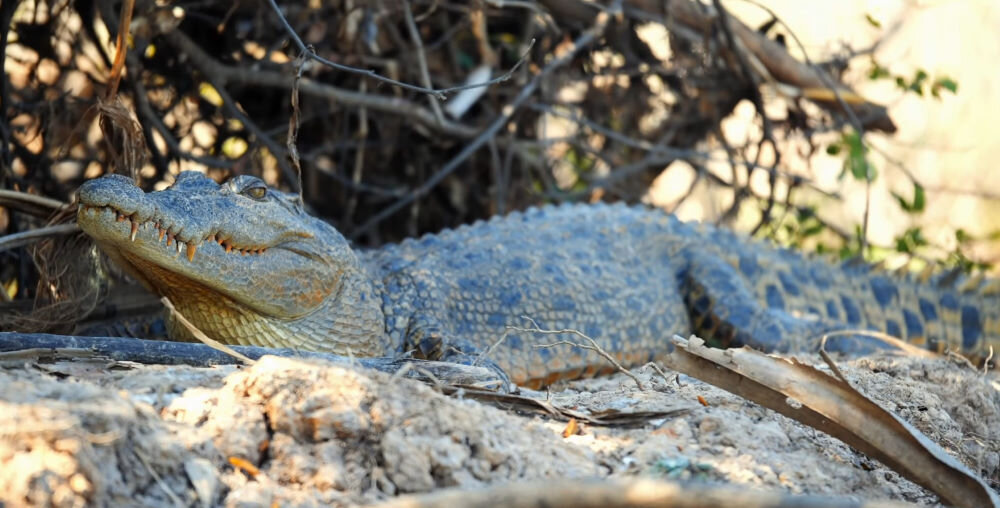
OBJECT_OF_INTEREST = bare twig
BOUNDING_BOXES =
[215,78,296,186]
[127,52,234,170]
[264,0,528,99]
[133,449,185,508]
[507,316,645,390]
[160,297,255,364]
[343,79,371,223]
[349,1,619,238]
[712,0,781,231]
[403,0,445,125]
[0,0,16,175]
[104,0,133,101]
[0,189,69,217]
[531,104,841,202]
[0,224,81,253]
[718,0,874,248]
[287,50,307,202]
[163,28,296,184]
[640,362,677,385]
[163,29,478,139]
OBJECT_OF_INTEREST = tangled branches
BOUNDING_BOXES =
[0,0,908,323]
[2,0,893,238]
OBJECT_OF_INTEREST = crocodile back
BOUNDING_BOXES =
[363,203,998,387]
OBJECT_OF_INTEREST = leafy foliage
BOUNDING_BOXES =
[867,60,958,99]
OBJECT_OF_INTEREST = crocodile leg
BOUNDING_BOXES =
[679,250,837,353]
[404,315,512,389]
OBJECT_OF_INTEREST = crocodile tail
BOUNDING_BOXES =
[901,267,1000,360]
[741,242,999,363]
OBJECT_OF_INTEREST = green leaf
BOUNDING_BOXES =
[955,228,970,243]
[867,59,891,80]
[937,77,958,93]
[848,158,871,180]
[895,237,911,253]
[843,131,876,181]
[895,227,928,253]
[901,69,930,96]
[912,183,925,211]
[932,77,958,97]
[891,192,907,211]
[892,182,926,213]
[826,143,841,155]
[801,223,825,237]
[865,13,882,28]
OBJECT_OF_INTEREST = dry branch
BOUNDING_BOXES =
[348,2,620,238]
[161,29,479,139]
[540,0,896,132]
[366,477,914,508]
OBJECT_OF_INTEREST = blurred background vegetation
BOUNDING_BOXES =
[1,0,997,330]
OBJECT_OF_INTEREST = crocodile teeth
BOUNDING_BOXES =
[225,243,233,254]
[116,213,126,222]
[175,240,183,255]
[158,227,166,242]
[166,233,174,246]
[186,243,197,262]
[129,219,139,242]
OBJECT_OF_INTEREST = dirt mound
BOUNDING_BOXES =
[1,354,996,506]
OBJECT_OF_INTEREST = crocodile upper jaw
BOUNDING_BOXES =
[76,173,338,320]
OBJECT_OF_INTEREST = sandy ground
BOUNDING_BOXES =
[0,351,996,507]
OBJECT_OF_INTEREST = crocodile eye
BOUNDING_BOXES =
[242,185,267,200]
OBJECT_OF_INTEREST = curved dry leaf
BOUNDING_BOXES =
[658,335,999,508]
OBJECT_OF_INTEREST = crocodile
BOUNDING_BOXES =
[76,172,999,388]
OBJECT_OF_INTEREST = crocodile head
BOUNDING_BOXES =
[76,171,387,353]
